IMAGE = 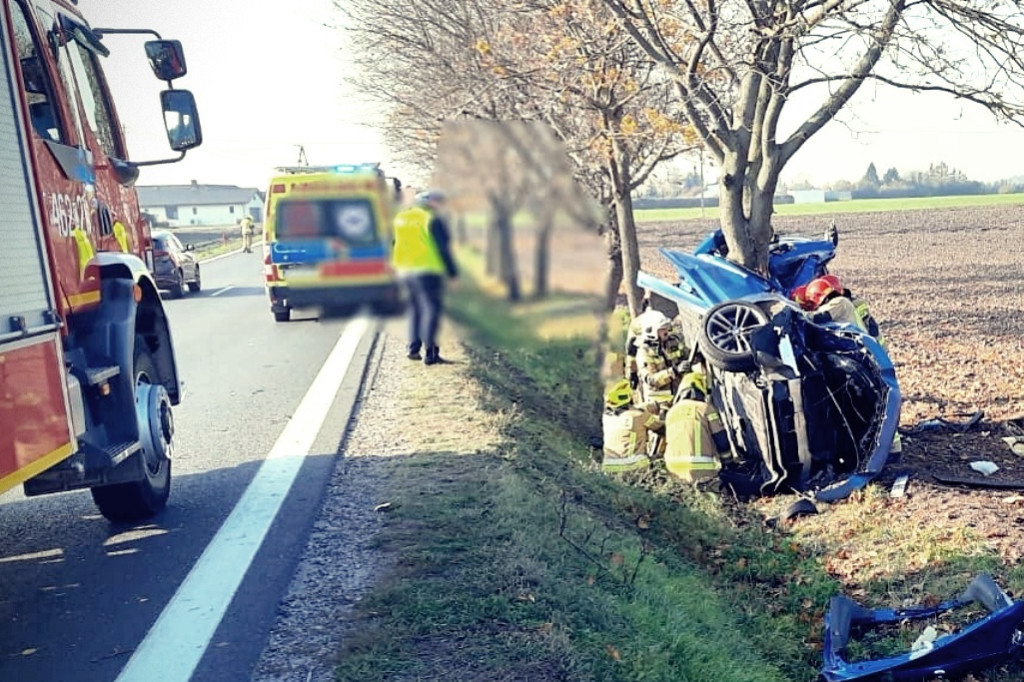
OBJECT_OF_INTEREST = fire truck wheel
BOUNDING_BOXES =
[91,336,172,521]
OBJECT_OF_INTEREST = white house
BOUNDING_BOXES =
[137,181,264,227]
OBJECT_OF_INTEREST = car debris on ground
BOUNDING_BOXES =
[821,573,1024,681]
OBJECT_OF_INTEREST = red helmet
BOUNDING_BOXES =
[805,275,844,309]
[791,285,810,310]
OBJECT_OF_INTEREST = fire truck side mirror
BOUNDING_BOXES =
[145,40,187,81]
[160,89,202,152]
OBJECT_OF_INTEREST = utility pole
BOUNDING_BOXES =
[295,145,309,167]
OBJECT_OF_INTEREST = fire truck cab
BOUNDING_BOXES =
[0,0,202,520]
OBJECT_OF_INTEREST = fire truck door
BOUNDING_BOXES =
[9,1,99,312]
[0,4,75,493]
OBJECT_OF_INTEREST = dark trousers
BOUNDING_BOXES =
[403,273,444,354]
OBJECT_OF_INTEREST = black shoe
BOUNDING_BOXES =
[407,351,422,361]
[424,347,444,365]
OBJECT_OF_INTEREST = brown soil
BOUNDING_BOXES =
[538,203,1024,566]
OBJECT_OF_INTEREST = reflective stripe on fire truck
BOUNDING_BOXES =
[0,442,74,494]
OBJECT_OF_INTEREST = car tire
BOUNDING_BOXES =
[169,270,185,299]
[274,309,291,323]
[187,265,201,292]
[91,336,172,521]
[698,300,770,372]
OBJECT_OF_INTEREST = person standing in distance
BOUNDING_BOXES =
[240,215,255,253]
[391,190,458,365]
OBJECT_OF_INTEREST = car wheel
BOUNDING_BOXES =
[187,265,201,292]
[91,335,172,521]
[169,270,185,299]
[273,309,291,322]
[699,300,770,372]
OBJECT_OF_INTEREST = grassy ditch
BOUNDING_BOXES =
[194,237,247,260]
[334,268,1024,681]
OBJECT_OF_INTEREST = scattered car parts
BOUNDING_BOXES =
[822,573,1024,681]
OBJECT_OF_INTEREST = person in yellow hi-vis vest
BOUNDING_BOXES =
[665,369,731,483]
[391,190,458,365]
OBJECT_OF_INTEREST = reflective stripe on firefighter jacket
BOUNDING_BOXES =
[391,206,445,274]
[664,399,730,482]
[601,408,650,473]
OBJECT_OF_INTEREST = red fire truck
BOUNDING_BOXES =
[0,0,202,520]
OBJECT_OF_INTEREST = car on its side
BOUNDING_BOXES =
[638,226,900,502]
[152,230,201,298]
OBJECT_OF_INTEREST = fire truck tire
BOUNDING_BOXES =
[169,271,185,299]
[187,266,201,292]
[91,336,172,521]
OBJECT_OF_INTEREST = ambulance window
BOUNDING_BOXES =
[66,39,120,158]
[277,201,322,238]
[10,3,65,143]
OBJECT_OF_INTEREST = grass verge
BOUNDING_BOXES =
[333,258,1024,681]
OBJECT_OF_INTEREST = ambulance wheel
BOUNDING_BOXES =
[274,308,291,322]
[91,336,172,521]
[699,300,769,372]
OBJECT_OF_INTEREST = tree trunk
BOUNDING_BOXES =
[485,217,501,277]
[533,219,552,299]
[493,202,521,301]
[608,137,643,317]
[718,151,777,274]
[455,214,468,245]
[602,215,623,312]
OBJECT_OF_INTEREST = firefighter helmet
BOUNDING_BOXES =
[605,378,633,409]
[791,284,810,310]
[805,275,844,309]
[637,309,672,344]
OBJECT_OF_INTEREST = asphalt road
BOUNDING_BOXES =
[0,250,376,682]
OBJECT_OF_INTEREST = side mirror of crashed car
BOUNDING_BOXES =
[161,90,203,152]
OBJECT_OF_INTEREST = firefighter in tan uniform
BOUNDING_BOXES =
[628,309,691,454]
[664,369,731,482]
[600,379,650,474]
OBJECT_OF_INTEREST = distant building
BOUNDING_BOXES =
[788,189,852,204]
[137,181,264,227]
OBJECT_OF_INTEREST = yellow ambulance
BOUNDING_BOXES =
[262,164,404,322]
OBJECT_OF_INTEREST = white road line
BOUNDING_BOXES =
[115,315,372,682]
[209,285,234,297]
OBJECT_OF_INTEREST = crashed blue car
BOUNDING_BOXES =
[638,227,900,502]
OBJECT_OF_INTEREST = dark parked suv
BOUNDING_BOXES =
[152,230,201,298]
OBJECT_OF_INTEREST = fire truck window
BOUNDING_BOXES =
[66,40,120,158]
[10,4,64,143]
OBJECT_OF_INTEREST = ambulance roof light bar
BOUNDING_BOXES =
[274,162,382,176]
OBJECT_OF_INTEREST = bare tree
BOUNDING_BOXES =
[595,0,1024,271]
[339,0,696,315]
[479,0,697,314]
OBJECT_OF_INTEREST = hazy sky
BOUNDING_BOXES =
[78,0,1024,190]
